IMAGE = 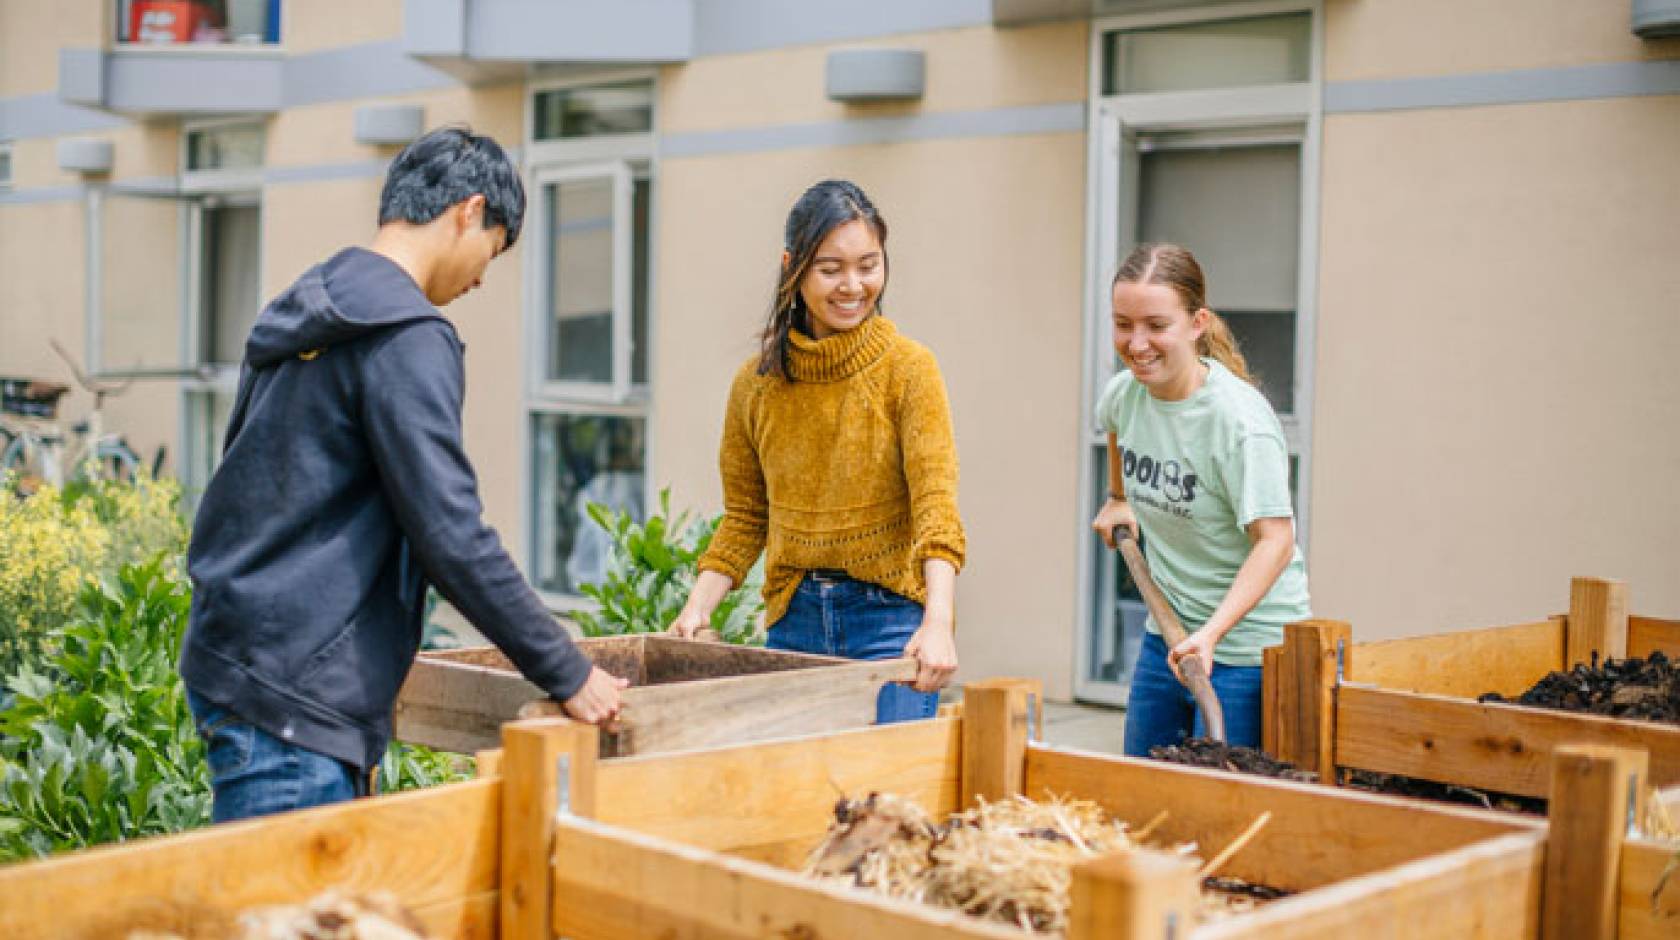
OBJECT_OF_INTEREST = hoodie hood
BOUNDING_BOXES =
[244,247,444,368]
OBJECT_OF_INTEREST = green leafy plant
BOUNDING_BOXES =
[571,489,765,645]
[0,559,209,861]
[379,742,474,792]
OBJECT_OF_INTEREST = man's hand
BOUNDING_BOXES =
[561,666,629,724]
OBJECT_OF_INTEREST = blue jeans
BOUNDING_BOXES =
[187,689,362,822]
[1122,632,1264,757]
[767,572,938,724]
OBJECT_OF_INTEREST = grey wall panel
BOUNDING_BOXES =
[1634,0,1680,38]
[285,41,457,108]
[404,0,468,56]
[661,101,1083,158]
[466,0,694,62]
[56,137,114,173]
[694,0,989,56]
[354,104,426,144]
[104,52,285,114]
[58,49,105,107]
[0,94,125,141]
[1326,59,1680,113]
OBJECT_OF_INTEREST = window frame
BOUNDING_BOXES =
[521,69,659,611]
[1073,0,1324,706]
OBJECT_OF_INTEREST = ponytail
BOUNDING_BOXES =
[1198,310,1253,384]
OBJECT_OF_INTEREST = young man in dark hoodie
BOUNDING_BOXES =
[180,126,626,822]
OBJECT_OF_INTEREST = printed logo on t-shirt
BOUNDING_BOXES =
[1117,445,1197,519]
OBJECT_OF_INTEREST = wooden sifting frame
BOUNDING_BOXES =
[537,677,1544,939]
[1264,577,1680,798]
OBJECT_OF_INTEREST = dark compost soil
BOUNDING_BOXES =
[1149,738,1545,814]
[1478,650,1680,724]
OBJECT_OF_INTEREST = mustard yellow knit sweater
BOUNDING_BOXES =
[698,315,966,627]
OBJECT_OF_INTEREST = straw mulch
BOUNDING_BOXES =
[803,791,1279,933]
[124,891,430,940]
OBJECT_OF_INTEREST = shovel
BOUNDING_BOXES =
[1112,526,1227,743]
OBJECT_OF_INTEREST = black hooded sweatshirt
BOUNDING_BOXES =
[180,247,592,771]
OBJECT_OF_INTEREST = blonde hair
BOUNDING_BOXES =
[1113,243,1254,385]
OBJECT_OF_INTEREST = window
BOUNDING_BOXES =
[533,81,654,142]
[1078,4,1318,705]
[185,122,265,172]
[118,0,282,46]
[526,76,657,605]
[0,143,13,191]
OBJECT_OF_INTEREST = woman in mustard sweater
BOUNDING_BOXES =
[668,180,965,722]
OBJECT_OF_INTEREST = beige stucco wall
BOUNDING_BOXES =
[1325,0,1680,80]
[652,22,1090,697]
[0,2,104,97]
[1312,92,1680,637]
[282,0,405,55]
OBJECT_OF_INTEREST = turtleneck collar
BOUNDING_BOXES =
[786,314,896,382]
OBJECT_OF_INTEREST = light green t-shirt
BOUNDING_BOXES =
[1094,359,1310,666]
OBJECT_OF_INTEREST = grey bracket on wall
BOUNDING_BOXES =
[826,49,927,103]
[354,105,426,146]
[57,138,114,174]
[1633,0,1680,38]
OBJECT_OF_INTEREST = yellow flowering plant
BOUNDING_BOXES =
[0,473,187,676]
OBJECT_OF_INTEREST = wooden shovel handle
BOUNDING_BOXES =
[1112,527,1227,743]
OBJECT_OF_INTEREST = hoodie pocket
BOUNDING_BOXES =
[297,620,359,687]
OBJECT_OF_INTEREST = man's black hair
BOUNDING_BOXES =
[378,126,526,248]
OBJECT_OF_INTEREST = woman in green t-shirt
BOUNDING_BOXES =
[1090,243,1311,755]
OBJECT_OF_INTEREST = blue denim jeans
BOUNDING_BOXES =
[1122,632,1264,757]
[767,572,938,724]
[187,689,362,823]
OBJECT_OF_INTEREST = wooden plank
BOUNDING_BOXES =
[1272,620,1350,780]
[1196,831,1544,940]
[1543,744,1648,940]
[410,889,498,940]
[1335,685,1680,798]
[474,747,502,778]
[961,678,1038,808]
[1261,644,1281,755]
[499,718,597,940]
[594,716,962,868]
[1568,576,1629,669]
[1067,849,1199,939]
[1348,618,1564,699]
[1629,615,1680,659]
[399,646,913,756]
[1619,837,1680,940]
[0,779,500,940]
[585,656,917,757]
[1023,745,1534,893]
[549,815,1022,940]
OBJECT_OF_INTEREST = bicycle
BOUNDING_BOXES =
[1,340,151,493]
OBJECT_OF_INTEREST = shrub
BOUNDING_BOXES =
[0,559,208,861]
[0,476,187,677]
[572,489,765,645]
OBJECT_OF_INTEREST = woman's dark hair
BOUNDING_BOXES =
[378,125,526,248]
[757,180,888,379]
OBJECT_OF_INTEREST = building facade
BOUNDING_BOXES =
[2,0,1676,701]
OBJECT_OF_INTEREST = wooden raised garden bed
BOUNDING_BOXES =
[394,634,915,756]
[534,678,1547,939]
[0,678,1553,940]
[1265,576,1680,800]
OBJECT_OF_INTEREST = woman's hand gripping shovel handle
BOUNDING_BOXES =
[1111,526,1227,743]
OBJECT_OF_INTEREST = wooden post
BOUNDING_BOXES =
[1567,577,1629,669]
[1067,849,1199,940]
[1541,744,1648,940]
[961,678,1040,808]
[474,747,502,778]
[1261,645,1281,755]
[1272,620,1351,782]
[500,717,598,940]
